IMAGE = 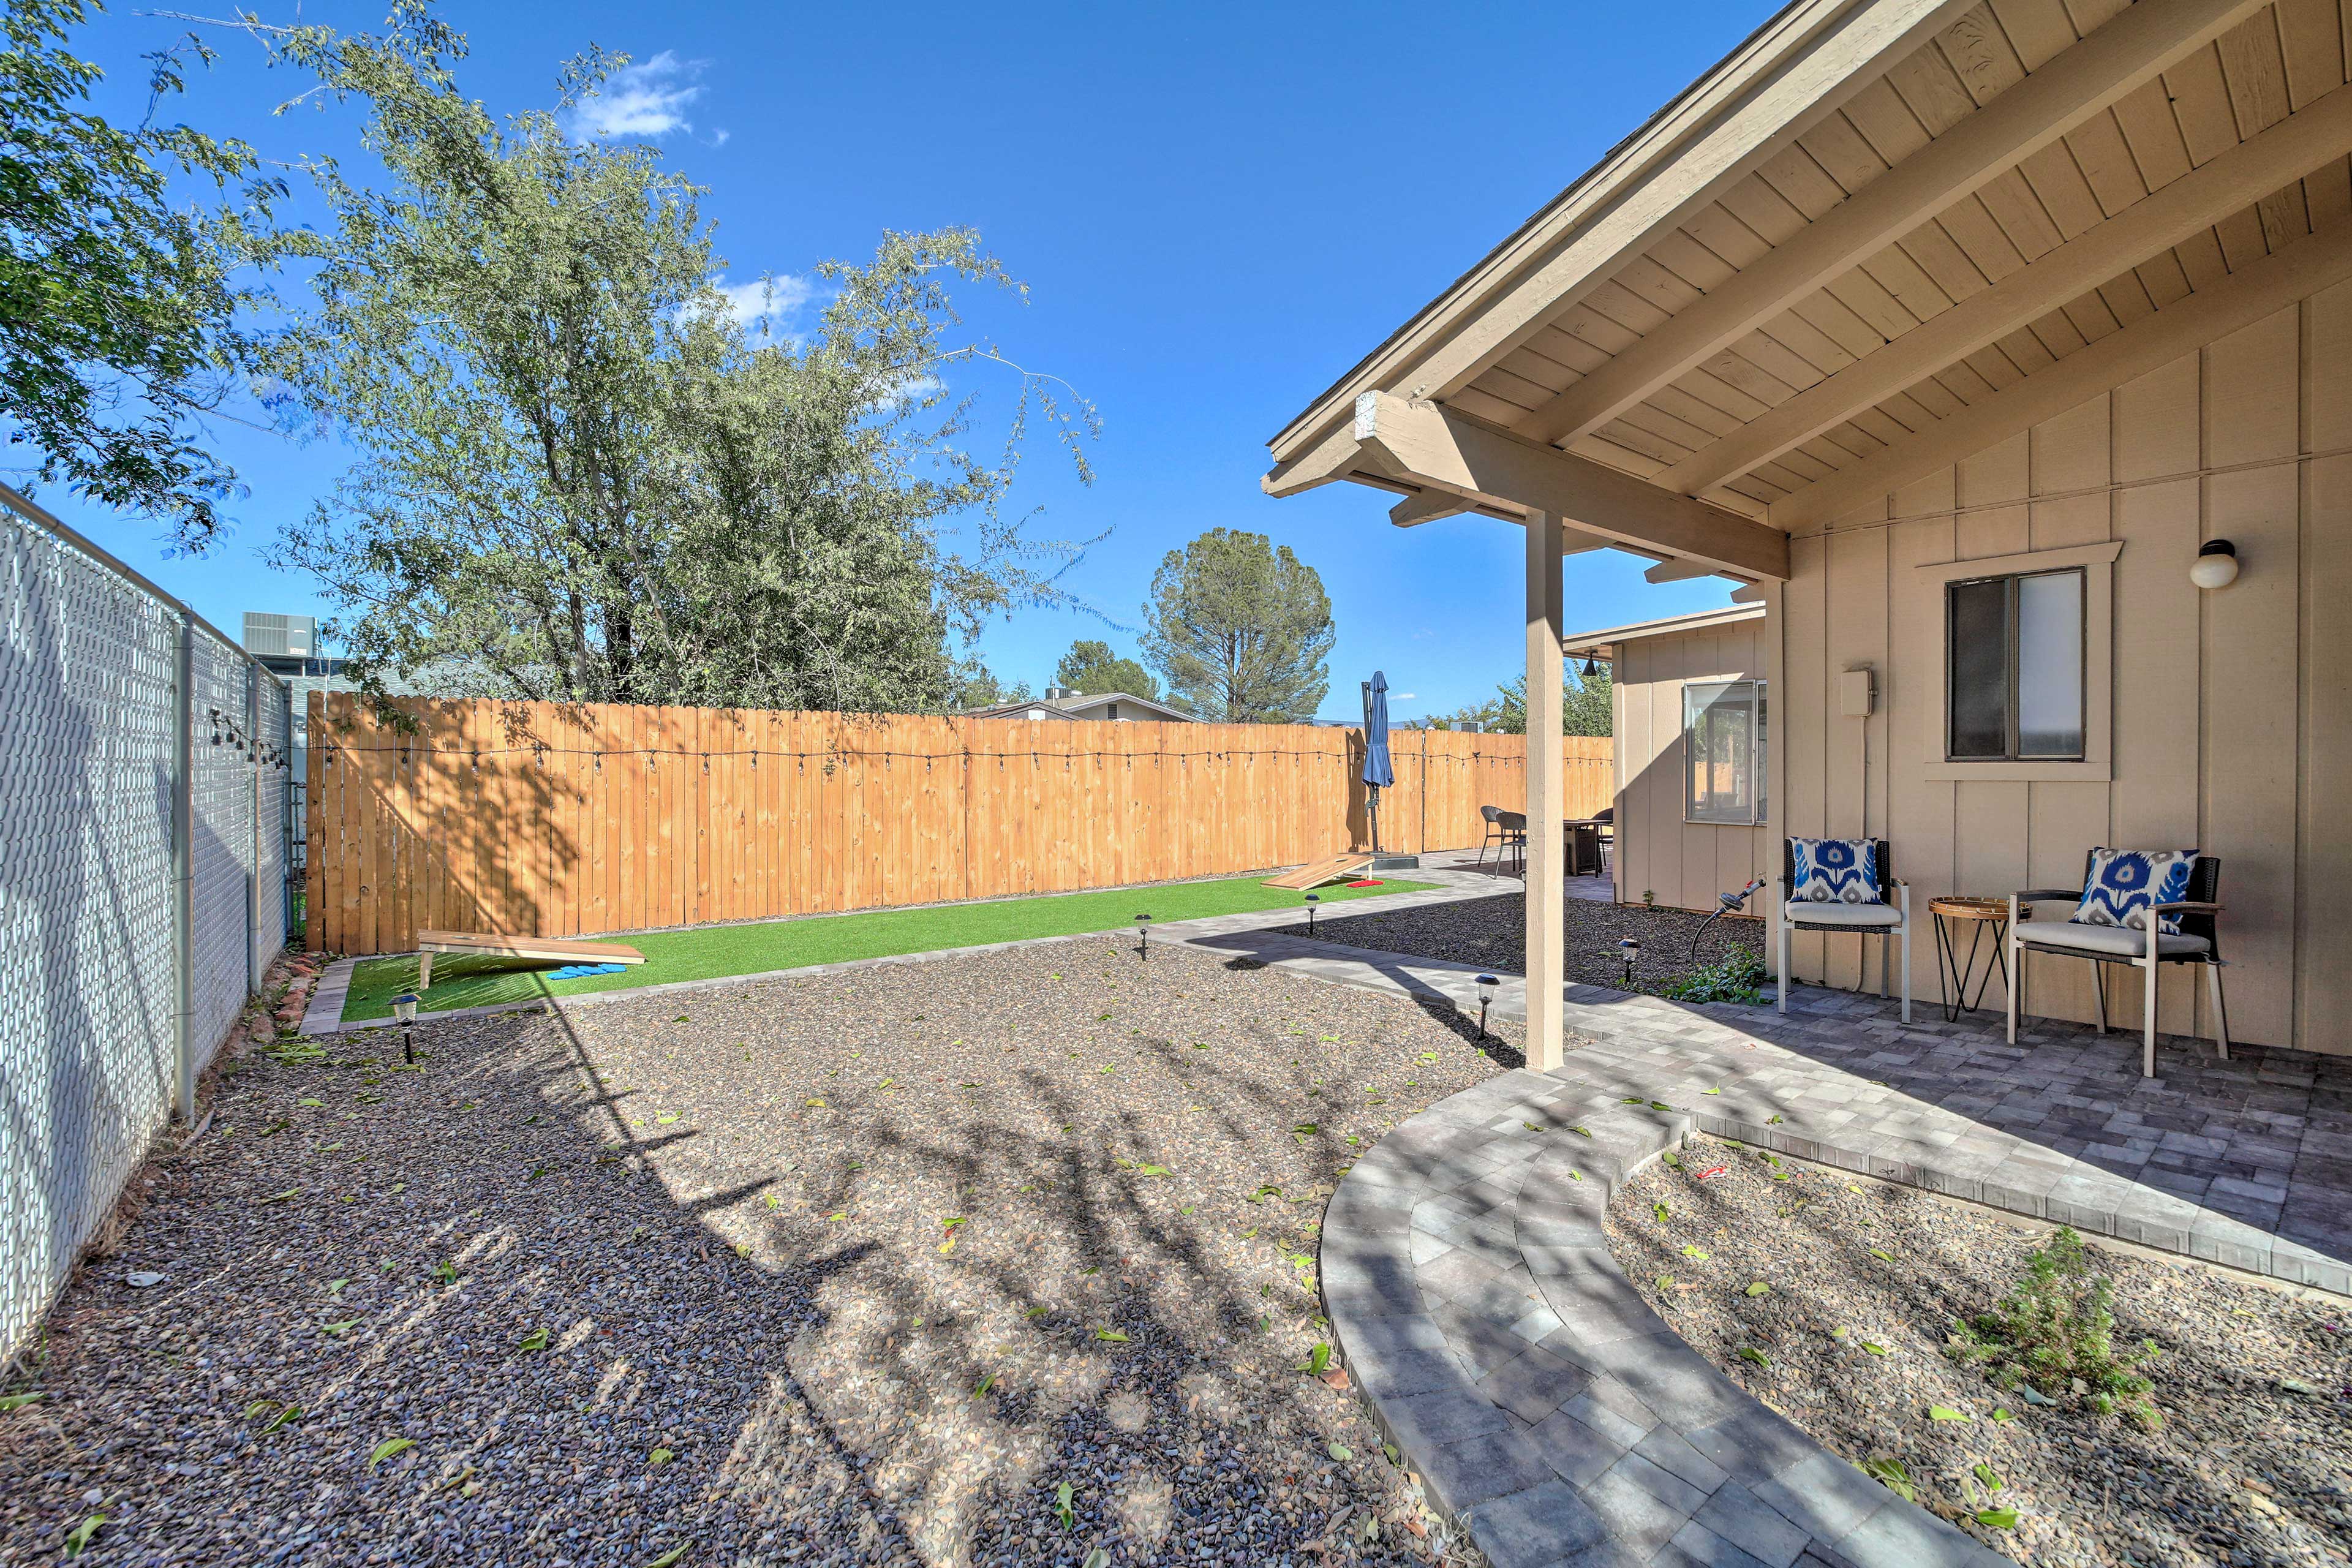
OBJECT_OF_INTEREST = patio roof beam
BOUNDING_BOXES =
[1667,80,2352,494]
[1771,221,2352,530]
[1352,392,1792,579]
[1386,490,1619,557]
[1512,0,2275,451]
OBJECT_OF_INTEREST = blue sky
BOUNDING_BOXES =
[51,0,1766,721]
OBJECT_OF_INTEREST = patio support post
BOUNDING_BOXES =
[1525,508,1566,1071]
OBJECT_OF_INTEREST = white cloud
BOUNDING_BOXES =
[1395,692,1417,701]
[564,51,705,141]
[708,273,818,331]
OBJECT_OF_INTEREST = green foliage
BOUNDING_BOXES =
[1,0,282,543]
[1945,1226,2162,1429]
[950,659,1031,709]
[253,20,1095,712]
[1428,660,1612,736]
[1142,528,1333,722]
[1649,951,1766,1005]
[1053,638,1156,701]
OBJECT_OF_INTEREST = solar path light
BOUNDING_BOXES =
[1135,912,1152,960]
[391,992,420,1065]
[1617,939,1641,988]
[1304,892,1319,936]
[1475,974,1500,1040]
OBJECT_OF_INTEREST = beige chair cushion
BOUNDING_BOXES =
[2015,921,2209,959]
[1784,902,1903,929]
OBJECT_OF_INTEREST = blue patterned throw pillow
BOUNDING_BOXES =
[1789,838,1881,904]
[2074,848,2197,934]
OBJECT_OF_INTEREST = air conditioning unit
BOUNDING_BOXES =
[242,612,315,658]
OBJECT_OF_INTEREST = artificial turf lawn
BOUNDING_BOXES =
[341,873,1438,1022]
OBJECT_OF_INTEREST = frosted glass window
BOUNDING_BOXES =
[1945,568,2085,762]
[2016,571,2084,757]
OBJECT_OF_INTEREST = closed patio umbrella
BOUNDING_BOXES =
[1362,671,1394,855]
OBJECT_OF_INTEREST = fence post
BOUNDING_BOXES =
[171,608,197,1121]
[247,660,262,993]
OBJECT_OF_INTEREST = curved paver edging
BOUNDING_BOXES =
[1323,1080,2012,1568]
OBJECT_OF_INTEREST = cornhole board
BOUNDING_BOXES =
[413,929,647,991]
[1262,852,1375,891]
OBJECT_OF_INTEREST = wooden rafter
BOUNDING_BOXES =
[1513,0,2278,450]
[1669,78,2352,492]
[1771,221,2352,530]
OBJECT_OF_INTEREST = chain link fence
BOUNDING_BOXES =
[1,488,295,1366]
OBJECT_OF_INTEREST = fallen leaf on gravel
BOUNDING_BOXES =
[1974,1507,2018,1529]
[1860,1342,1888,1355]
[1744,1283,1770,1297]
[1681,1245,1709,1261]
[1973,1462,2005,1491]
[1081,1550,1110,1568]
[824,1212,845,1222]
[325,1278,349,1295]
[1136,1164,1173,1177]
[655,1114,679,1125]
[257,1188,300,1205]
[649,1448,674,1466]
[517,1329,549,1352]
[368,1438,415,1466]
[1653,1203,1670,1223]
[972,1373,996,1398]
[1299,1343,1331,1375]
[1655,1275,1675,1291]
[1868,1248,1894,1262]
[1024,1306,1049,1319]
[645,1545,690,1568]
[0,1393,43,1411]
[803,1098,826,1107]
[1990,1408,2015,1422]
[1738,1348,1770,1367]
[1929,1406,1970,1422]
[1093,1327,1130,1343]
[62,1514,104,1558]
[1291,1123,1317,1136]
[1327,1441,1352,1460]
[298,1098,325,1107]
[1863,1456,1915,1500]
[1052,1481,1076,1529]
[320,1319,358,1336]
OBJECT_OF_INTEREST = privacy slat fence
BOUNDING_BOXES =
[307,695,1611,956]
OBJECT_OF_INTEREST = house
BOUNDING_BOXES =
[965,685,1196,723]
[1564,603,1770,911]
[1265,0,2352,1068]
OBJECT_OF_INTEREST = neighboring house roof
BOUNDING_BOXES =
[964,690,1195,723]
[1563,603,1766,660]
[1262,0,2350,585]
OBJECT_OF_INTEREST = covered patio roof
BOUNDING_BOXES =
[1265,0,2352,584]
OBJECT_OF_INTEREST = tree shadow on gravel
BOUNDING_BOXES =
[1,943,1483,1568]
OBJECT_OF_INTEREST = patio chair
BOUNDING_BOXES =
[1592,807,1615,877]
[1489,809,1529,876]
[1474,805,1525,870]
[1774,837,1909,1023]
[2006,850,2228,1079]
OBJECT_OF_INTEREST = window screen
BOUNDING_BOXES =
[1684,680,1765,824]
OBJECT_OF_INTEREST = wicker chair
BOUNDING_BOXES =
[2007,852,2228,1078]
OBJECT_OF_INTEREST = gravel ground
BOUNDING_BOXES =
[1269,891,1764,993]
[0,940,1518,1568]
[1605,1134,2352,1568]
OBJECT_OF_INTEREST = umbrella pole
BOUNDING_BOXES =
[1368,785,1381,855]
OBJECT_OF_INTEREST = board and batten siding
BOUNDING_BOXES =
[1610,622,1771,914]
[1767,279,2352,1055]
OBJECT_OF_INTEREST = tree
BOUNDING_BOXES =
[949,659,1031,709]
[1141,528,1333,723]
[255,21,1097,712]
[1483,660,1615,736]
[1,0,281,545]
[1053,638,1156,699]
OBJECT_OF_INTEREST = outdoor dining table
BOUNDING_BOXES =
[1562,818,1606,878]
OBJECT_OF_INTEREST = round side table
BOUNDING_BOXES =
[1929,897,2011,1022]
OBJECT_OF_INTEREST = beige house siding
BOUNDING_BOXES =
[1768,280,2352,1055]
[1610,620,1771,914]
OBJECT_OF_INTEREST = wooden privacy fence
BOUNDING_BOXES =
[305,695,1613,955]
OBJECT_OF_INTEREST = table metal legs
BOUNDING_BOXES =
[1932,912,2009,1022]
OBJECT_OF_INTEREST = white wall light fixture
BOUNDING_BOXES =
[2190,539,2239,590]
